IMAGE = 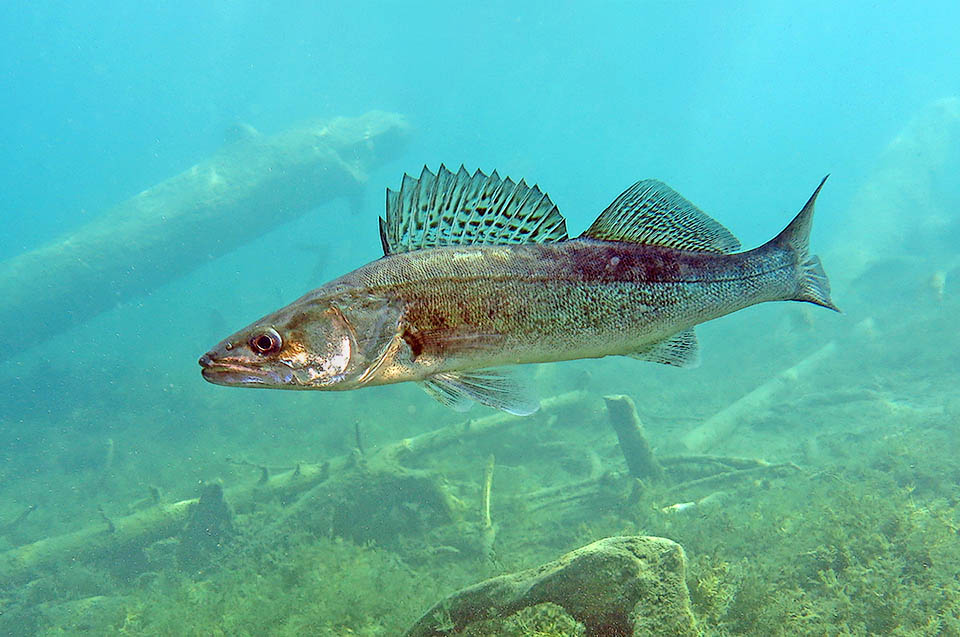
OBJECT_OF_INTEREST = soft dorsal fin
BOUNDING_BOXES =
[581,180,740,253]
[379,165,568,255]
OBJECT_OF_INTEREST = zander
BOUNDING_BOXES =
[199,165,837,415]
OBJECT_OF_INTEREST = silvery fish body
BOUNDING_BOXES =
[200,166,836,414]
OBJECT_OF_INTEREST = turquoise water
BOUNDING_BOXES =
[2,2,959,635]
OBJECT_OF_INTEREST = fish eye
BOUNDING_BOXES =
[249,328,282,355]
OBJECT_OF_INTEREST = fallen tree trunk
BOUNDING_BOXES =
[0,461,330,585]
[0,110,410,362]
[0,391,589,584]
[681,340,836,453]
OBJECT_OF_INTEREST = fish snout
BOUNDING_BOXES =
[198,352,216,368]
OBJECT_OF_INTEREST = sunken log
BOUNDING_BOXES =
[681,340,836,453]
[0,110,409,362]
[0,391,587,584]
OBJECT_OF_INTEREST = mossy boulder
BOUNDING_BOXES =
[405,535,697,637]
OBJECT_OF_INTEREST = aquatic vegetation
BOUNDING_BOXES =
[119,534,456,636]
[689,557,736,625]
[672,444,960,636]
[3,344,960,637]
[462,603,585,636]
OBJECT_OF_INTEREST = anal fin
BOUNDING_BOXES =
[628,329,701,368]
[419,368,539,416]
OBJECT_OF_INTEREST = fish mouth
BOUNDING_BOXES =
[201,365,272,386]
[199,354,282,387]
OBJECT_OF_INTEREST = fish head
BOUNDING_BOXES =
[199,299,370,390]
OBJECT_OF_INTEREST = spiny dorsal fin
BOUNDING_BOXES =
[581,180,740,253]
[379,165,568,255]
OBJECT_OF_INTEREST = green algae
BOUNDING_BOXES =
[462,603,586,636]
[115,535,455,637]
[3,417,957,636]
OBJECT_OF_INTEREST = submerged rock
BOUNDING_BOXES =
[404,535,698,637]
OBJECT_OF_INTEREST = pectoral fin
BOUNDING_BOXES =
[628,329,701,368]
[419,368,540,416]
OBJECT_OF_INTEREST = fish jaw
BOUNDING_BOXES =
[198,354,352,389]
[198,334,356,390]
[198,353,295,388]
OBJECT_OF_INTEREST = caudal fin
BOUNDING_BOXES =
[770,176,840,312]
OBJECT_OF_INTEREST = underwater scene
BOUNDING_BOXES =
[2,2,959,635]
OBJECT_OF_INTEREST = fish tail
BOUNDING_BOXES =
[768,175,840,312]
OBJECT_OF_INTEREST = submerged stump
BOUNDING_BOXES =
[176,483,236,570]
[604,394,665,482]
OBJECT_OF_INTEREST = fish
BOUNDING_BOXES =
[199,165,837,415]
